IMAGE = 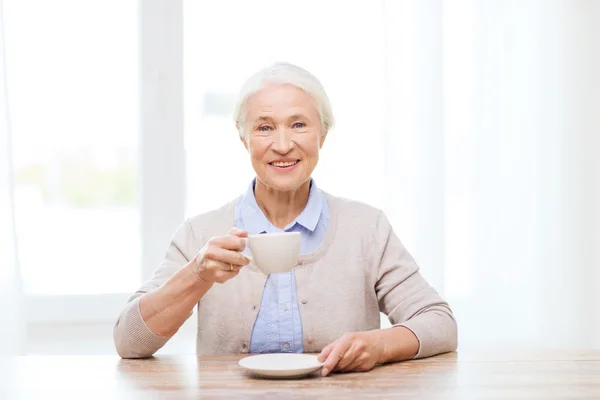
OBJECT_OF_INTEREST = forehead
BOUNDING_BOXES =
[245,83,319,119]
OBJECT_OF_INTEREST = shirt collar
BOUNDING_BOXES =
[239,178,324,234]
[294,180,323,232]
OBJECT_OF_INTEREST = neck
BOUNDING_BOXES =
[254,179,311,229]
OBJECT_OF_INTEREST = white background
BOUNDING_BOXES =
[1,0,598,355]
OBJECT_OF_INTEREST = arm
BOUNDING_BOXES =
[317,326,420,376]
[112,267,208,359]
[318,211,457,375]
[113,223,249,359]
[113,220,198,359]
[137,263,212,338]
[374,210,458,360]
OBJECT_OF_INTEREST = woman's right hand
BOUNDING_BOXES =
[191,227,250,284]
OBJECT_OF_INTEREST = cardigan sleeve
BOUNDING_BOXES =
[374,211,458,359]
[113,219,196,358]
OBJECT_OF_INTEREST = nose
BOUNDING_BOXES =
[272,127,294,154]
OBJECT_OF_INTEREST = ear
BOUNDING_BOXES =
[240,134,249,151]
[319,130,327,148]
[237,124,249,151]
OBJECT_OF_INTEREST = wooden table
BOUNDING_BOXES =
[1,351,598,399]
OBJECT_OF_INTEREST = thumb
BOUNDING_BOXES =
[317,342,335,363]
[228,227,249,238]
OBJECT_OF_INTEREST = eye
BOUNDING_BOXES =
[258,125,273,132]
[292,122,306,129]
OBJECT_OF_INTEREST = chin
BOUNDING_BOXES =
[264,176,308,192]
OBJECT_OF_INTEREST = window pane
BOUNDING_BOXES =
[5,1,140,295]
[183,0,386,217]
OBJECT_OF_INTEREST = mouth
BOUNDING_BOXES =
[268,159,300,169]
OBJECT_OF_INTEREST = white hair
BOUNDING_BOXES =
[233,62,335,137]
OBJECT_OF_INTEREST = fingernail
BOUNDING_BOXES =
[321,368,329,377]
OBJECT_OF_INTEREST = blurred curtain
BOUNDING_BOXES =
[384,0,600,350]
[0,0,24,356]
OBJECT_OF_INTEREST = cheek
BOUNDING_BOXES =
[303,138,322,160]
[248,138,269,160]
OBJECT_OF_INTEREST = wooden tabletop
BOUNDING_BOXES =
[1,351,598,399]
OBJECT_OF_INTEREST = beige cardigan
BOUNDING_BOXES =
[113,194,458,358]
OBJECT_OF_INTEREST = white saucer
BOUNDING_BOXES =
[238,353,324,379]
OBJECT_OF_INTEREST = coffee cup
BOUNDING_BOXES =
[243,231,301,274]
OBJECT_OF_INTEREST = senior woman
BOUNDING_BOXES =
[113,62,457,376]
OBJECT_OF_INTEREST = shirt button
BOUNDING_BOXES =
[283,305,288,311]
[252,305,257,311]
[301,299,307,304]
[283,343,290,349]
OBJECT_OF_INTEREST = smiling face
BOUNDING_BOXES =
[240,83,326,193]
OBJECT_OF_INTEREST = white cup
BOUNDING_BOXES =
[243,232,301,274]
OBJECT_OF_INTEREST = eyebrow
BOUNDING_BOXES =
[287,114,309,121]
[252,114,311,124]
[253,116,274,124]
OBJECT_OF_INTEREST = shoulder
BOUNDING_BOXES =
[323,192,397,265]
[324,192,389,230]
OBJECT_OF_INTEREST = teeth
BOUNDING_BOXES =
[272,161,298,167]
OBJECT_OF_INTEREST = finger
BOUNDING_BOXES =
[206,258,241,274]
[335,342,359,372]
[317,342,335,363]
[228,227,249,238]
[342,350,368,372]
[344,355,373,373]
[322,337,353,377]
[204,258,235,271]
[195,258,240,284]
[210,235,246,251]
[211,265,241,284]
[205,247,249,266]
[342,358,364,373]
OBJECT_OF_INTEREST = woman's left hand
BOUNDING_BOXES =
[317,331,385,376]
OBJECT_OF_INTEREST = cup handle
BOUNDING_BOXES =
[242,238,253,263]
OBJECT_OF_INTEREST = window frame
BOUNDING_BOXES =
[23,0,185,324]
